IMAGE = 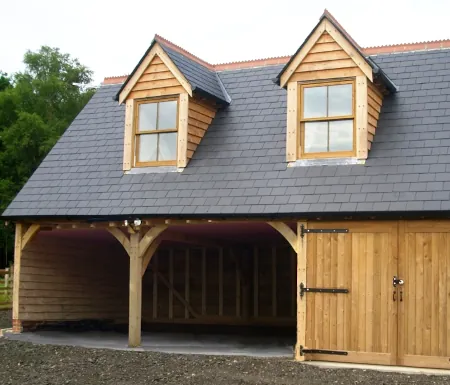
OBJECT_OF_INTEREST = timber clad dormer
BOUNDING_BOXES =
[279,12,395,162]
[118,39,224,170]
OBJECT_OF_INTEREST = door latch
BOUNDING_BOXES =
[393,276,404,287]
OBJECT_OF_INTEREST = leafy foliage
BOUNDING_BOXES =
[0,47,95,266]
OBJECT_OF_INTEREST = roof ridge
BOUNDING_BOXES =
[364,39,450,54]
[214,56,291,71]
[154,34,215,70]
[102,38,450,84]
[103,75,128,85]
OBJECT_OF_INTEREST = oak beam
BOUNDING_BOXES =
[107,228,131,256]
[141,239,162,276]
[139,226,167,257]
[21,224,40,249]
[267,221,298,253]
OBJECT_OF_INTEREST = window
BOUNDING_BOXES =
[134,98,178,166]
[299,81,354,158]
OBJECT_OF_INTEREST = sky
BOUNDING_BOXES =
[1,0,449,86]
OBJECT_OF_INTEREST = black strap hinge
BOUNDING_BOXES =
[300,345,348,356]
[300,225,348,238]
[299,282,349,298]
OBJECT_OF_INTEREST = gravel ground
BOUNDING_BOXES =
[0,311,448,385]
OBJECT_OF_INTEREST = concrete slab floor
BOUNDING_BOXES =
[3,331,294,358]
[304,361,450,376]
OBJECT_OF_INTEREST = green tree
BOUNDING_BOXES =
[0,47,95,266]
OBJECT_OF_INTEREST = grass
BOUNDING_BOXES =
[0,279,12,309]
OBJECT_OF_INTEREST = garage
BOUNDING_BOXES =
[302,220,450,369]
[9,219,450,369]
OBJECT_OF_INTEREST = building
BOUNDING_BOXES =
[3,10,450,369]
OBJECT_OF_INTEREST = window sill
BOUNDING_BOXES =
[288,158,366,167]
[125,166,183,174]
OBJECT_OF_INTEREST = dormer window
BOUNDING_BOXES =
[135,98,178,166]
[279,15,397,163]
[300,81,354,157]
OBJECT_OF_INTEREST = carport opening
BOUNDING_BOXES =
[18,222,297,352]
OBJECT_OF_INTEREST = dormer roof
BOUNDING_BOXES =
[276,10,398,94]
[115,36,231,105]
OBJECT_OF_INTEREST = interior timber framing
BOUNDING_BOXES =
[11,218,303,349]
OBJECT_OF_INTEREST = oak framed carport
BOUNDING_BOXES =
[11,218,305,356]
[11,217,450,369]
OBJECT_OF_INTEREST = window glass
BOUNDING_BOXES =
[303,86,327,118]
[158,133,177,160]
[138,103,157,131]
[328,84,352,117]
[158,101,177,129]
[138,134,158,162]
[329,120,353,152]
[304,122,328,153]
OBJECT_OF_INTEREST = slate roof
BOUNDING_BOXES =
[159,42,231,104]
[4,48,450,219]
[115,38,230,104]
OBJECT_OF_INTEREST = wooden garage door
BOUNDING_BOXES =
[398,221,450,369]
[304,222,398,365]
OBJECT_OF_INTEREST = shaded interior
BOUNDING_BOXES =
[19,222,297,343]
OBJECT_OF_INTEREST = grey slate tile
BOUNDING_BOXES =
[5,49,450,218]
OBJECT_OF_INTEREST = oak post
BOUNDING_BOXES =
[128,232,142,347]
[295,221,307,361]
[12,223,23,333]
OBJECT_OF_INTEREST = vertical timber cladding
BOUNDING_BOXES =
[303,221,398,365]
[141,244,296,325]
[398,221,450,369]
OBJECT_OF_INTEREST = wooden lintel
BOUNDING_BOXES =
[27,217,309,228]
[267,221,298,253]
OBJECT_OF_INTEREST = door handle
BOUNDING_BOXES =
[393,276,404,287]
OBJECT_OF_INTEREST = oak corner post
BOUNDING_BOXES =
[295,221,307,361]
[12,223,23,333]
